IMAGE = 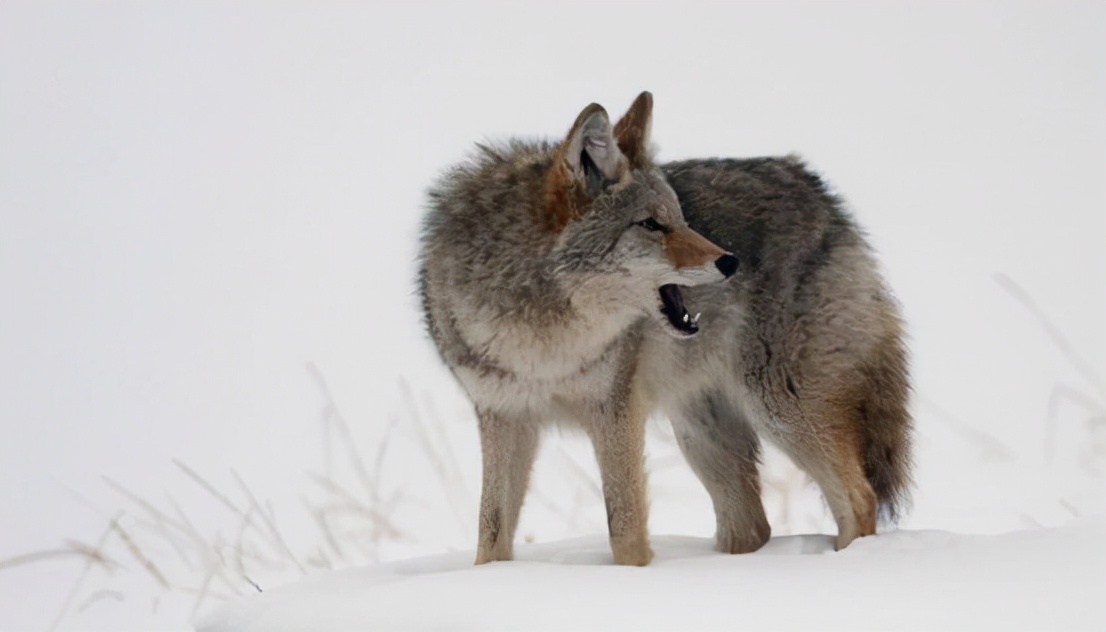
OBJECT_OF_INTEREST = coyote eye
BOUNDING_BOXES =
[634,218,669,233]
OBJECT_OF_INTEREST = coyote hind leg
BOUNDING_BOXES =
[669,390,771,554]
[764,404,876,551]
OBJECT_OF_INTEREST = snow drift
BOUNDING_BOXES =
[197,517,1106,632]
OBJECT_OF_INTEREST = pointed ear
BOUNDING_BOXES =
[541,103,628,232]
[562,103,627,186]
[613,91,653,168]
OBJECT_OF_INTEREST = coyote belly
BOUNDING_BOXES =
[418,92,911,566]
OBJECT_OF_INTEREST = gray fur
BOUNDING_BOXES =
[418,93,912,565]
[662,157,913,525]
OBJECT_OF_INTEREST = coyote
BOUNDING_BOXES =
[418,92,911,566]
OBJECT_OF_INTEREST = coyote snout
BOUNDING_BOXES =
[657,227,738,337]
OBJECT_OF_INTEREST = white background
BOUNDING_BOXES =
[1,2,1103,630]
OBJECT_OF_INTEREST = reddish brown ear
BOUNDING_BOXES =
[542,103,624,232]
[613,91,653,168]
[542,152,591,233]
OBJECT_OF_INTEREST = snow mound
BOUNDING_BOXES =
[197,518,1106,632]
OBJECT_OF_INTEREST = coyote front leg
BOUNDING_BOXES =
[585,389,653,566]
[474,409,540,564]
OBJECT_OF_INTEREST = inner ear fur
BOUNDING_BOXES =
[564,104,626,183]
[542,102,627,232]
[613,91,653,168]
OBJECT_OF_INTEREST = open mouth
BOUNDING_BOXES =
[659,284,700,336]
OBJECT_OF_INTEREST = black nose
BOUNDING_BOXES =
[715,253,739,277]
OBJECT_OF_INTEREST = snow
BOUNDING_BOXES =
[197,519,1106,632]
[1,2,1104,631]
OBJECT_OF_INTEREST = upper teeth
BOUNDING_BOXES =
[692,312,701,324]
[683,313,690,323]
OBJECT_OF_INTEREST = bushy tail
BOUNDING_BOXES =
[861,331,914,523]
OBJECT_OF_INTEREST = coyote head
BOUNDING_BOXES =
[543,92,738,338]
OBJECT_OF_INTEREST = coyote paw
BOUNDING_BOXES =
[833,526,875,551]
[610,538,654,566]
[715,519,771,554]
[474,540,513,564]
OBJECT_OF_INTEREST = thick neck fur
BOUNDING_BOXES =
[420,140,639,381]
[457,286,641,381]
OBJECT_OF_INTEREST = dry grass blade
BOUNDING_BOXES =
[0,545,114,572]
[77,589,124,613]
[101,477,193,539]
[108,516,171,590]
[995,273,1106,473]
[917,396,1017,461]
[49,513,121,632]
[399,379,472,534]
[306,362,378,496]
[190,560,219,620]
[103,476,245,596]
[231,470,306,574]
[305,495,344,563]
[1045,384,1106,462]
[994,273,1106,402]
[307,472,404,543]
[173,460,246,518]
